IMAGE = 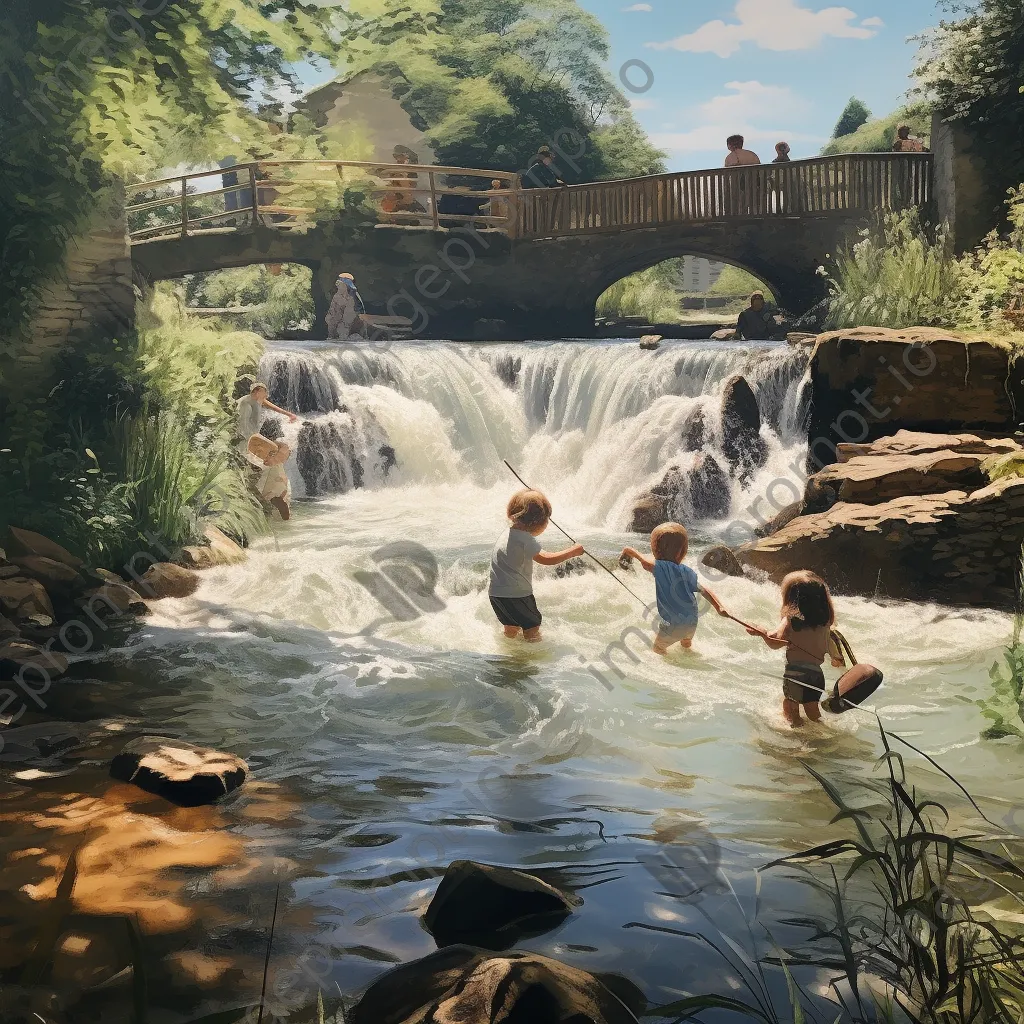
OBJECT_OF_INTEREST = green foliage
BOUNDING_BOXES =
[915,0,1024,221]
[182,266,314,338]
[596,262,681,322]
[978,549,1024,741]
[824,210,965,329]
[0,0,335,376]
[832,96,872,139]
[821,103,931,155]
[709,264,774,302]
[339,0,665,179]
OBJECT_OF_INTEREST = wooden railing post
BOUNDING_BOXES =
[429,171,440,230]
[180,176,188,238]
[249,163,259,227]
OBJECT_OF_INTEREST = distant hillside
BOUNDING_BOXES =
[821,104,931,155]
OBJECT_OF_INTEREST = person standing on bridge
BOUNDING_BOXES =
[892,125,926,153]
[724,135,760,167]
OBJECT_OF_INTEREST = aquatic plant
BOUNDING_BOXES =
[649,723,1024,1023]
[978,548,1024,742]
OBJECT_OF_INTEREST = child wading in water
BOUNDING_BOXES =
[490,490,584,641]
[248,436,292,521]
[747,570,845,727]
[620,523,729,654]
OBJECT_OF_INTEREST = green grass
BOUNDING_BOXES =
[820,103,932,156]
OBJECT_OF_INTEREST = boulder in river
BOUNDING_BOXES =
[7,526,83,569]
[0,639,68,682]
[78,583,148,617]
[701,546,744,578]
[681,408,708,452]
[349,945,640,1024]
[630,455,731,532]
[0,577,55,627]
[755,500,805,539]
[9,555,86,598]
[424,861,577,949]
[720,375,769,484]
[110,736,248,806]
[0,613,19,641]
[139,562,200,600]
[178,525,247,570]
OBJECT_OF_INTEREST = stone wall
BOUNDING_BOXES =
[12,184,136,392]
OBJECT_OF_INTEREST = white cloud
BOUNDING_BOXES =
[647,0,881,58]
[860,15,884,26]
[623,3,653,10]
[650,81,824,160]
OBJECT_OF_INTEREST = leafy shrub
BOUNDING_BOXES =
[182,266,314,338]
[596,264,681,322]
[824,210,965,329]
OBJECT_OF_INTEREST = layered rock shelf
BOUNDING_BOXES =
[736,430,1024,608]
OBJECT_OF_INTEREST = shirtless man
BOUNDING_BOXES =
[724,135,761,167]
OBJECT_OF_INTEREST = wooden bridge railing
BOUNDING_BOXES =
[125,160,521,243]
[516,153,933,238]
[126,153,933,245]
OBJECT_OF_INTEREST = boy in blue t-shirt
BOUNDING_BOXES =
[621,522,729,653]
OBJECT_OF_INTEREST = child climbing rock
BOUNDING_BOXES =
[489,489,583,642]
[248,436,292,521]
[620,522,729,654]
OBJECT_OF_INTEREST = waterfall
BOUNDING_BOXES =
[259,340,809,527]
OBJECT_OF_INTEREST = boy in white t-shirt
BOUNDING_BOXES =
[489,489,583,642]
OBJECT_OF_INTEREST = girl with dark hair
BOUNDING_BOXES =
[747,571,846,727]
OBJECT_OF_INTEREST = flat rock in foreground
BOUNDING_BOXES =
[110,736,248,806]
[349,945,640,1024]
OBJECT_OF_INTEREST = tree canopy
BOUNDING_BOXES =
[915,0,1024,211]
[832,97,871,139]
[338,0,666,180]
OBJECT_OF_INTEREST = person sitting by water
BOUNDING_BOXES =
[892,125,926,153]
[489,489,583,642]
[620,523,729,655]
[744,571,846,728]
[772,141,792,163]
[326,272,368,341]
[724,135,760,167]
[523,146,565,189]
[736,291,780,341]
[236,382,297,456]
[248,436,292,521]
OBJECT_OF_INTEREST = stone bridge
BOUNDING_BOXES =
[127,154,934,338]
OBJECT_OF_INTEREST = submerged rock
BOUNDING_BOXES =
[110,736,248,806]
[681,408,708,452]
[720,375,768,484]
[424,861,576,949]
[690,453,731,519]
[349,946,640,1024]
[78,583,148,617]
[493,354,523,389]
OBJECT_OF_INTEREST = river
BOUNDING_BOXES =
[3,339,1019,1020]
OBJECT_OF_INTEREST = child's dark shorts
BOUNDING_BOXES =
[783,662,826,705]
[490,595,542,631]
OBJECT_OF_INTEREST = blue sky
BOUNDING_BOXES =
[290,0,943,173]
[581,0,943,170]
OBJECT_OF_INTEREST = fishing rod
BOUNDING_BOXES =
[502,460,649,607]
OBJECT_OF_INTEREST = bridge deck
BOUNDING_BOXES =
[126,153,933,246]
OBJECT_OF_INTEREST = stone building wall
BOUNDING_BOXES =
[12,184,136,391]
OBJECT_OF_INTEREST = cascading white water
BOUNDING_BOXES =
[259,340,810,530]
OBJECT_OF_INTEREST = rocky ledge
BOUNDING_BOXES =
[734,430,1024,608]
